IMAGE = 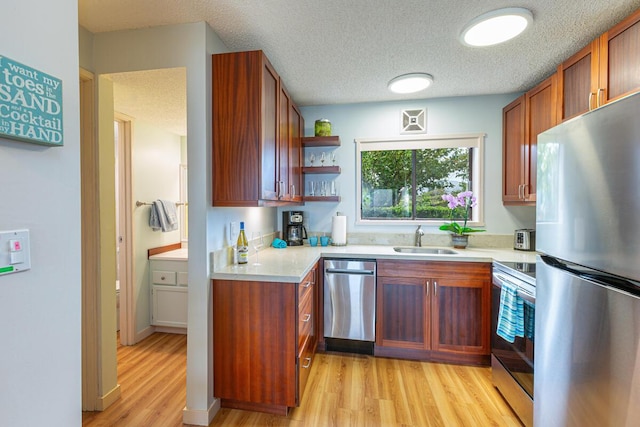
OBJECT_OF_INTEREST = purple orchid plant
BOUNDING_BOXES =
[439,191,485,235]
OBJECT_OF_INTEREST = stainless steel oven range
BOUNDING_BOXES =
[491,260,536,427]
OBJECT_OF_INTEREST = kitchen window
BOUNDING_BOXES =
[355,134,485,224]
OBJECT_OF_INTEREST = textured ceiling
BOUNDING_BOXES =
[108,68,186,136]
[80,0,640,135]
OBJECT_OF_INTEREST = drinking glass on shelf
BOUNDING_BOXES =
[321,181,328,196]
[309,181,316,196]
[331,152,337,165]
[309,153,315,166]
[330,181,337,196]
[251,231,264,265]
[320,152,326,166]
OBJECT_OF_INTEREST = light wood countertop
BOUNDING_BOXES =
[211,244,537,283]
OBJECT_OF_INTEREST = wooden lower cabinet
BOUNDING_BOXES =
[376,275,430,355]
[212,264,317,415]
[375,260,491,365]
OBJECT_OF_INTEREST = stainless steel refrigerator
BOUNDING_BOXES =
[536,91,640,426]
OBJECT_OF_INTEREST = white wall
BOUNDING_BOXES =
[0,0,81,425]
[90,22,225,424]
[299,95,536,236]
[88,22,283,425]
[131,120,182,333]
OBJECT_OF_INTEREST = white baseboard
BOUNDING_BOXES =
[97,384,121,411]
[154,325,187,335]
[182,398,220,426]
[135,325,154,343]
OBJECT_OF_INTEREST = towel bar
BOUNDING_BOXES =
[135,201,187,207]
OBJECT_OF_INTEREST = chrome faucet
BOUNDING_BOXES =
[415,225,425,247]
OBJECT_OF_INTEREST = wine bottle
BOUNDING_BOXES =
[237,221,248,264]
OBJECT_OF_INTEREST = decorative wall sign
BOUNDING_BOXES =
[0,55,63,146]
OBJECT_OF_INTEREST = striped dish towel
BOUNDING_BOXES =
[496,281,524,343]
[523,300,535,340]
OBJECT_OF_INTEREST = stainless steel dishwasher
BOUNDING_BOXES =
[324,259,376,353]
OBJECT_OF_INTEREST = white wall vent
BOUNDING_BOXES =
[400,108,427,134]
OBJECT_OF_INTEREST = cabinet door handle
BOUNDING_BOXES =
[589,92,596,111]
[426,280,429,298]
[302,313,311,323]
[277,181,285,199]
[597,88,605,107]
[522,184,529,199]
[302,281,312,288]
[433,281,438,296]
[302,357,312,369]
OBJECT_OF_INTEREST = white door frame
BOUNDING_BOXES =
[115,115,135,345]
[80,68,100,411]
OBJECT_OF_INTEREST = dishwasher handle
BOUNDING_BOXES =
[325,268,375,275]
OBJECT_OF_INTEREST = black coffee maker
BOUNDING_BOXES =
[283,211,307,246]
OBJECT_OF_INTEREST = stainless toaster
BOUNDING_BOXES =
[514,229,535,251]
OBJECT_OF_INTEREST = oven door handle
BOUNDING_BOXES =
[493,273,519,289]
[493,273,536,304]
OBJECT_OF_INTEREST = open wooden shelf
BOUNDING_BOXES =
[302,136,341,147]
[302,166,341,174]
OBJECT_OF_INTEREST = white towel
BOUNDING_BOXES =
[149,200,178,232]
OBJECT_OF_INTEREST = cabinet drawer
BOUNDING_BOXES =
[152,270,177,285]
[298,287,314,353]
[378,260,491,280]
[177,271,188,286]
[297,332,315,403]
[298,268,315,302]
[378,260,429,278]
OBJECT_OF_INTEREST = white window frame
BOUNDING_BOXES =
[355,133,486,226]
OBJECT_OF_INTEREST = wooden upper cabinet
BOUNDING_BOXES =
[557,41,599,122]
[212,50,278,205]
[261,57,280,202]
[289,104,304,202]
[599,8,640,105]
[524,75,557,202]
[212,50,302,206]
[278,83,292,201]
[503,75,556,205]
[502,95,526,204]
[557,8,640,122]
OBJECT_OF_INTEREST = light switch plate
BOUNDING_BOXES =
[0,229,31,276]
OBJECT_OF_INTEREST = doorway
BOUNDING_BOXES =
[108,67,188,345]
[81,67,188,413]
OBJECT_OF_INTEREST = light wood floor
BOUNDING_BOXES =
[83,333,522,427]
[82,332,187,427]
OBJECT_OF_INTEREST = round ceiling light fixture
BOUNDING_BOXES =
[460,7,533,47]
[388,73,434,94]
